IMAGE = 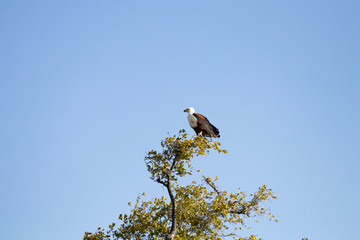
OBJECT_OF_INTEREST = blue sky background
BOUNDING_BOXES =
[1,1,359,239]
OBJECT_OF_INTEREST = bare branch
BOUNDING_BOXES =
[156,178,167,186]
[164,154,181,240]
[164,179,177,240]
[203,176,221,195]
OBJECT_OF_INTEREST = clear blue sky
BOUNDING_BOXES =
[1,1,359,239]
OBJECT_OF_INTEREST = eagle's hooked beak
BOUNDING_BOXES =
[184,108,189,113]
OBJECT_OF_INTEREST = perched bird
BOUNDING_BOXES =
[184,107,220,138]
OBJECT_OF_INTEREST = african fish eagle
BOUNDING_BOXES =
[184,107,220,138]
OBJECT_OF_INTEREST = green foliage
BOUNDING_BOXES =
[145,129,226,183]
[83,130,277,240]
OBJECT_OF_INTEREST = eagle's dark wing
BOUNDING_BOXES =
[193,113,220,138]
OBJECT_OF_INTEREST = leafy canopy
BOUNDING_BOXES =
[84,130,277,240]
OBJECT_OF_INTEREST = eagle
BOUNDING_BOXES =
[184,107,220,138]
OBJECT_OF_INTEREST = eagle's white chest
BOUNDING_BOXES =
[187,114,198,128]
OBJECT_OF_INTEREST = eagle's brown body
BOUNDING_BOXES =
[184,107,220,138]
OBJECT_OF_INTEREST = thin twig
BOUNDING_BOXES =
[203,176,221,195]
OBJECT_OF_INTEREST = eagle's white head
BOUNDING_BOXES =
[184,107,195,115]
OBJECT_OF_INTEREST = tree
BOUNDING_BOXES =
[83,130,277,240]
